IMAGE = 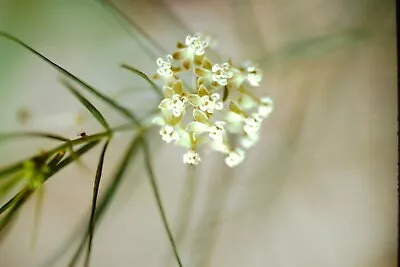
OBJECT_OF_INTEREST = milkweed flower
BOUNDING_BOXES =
[152,32,274,167]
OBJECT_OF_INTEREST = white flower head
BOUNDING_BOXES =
[183,150,201,165]
[208,121,225,142]
[225,148,245,167]
[160,125,180,143]
[185,33,210,56]
[243,113,263,135]
[199,93,223,113]
[258,97,273,118]
[157,55,173,77]
[153,32,274,167]
[212,63,233,86]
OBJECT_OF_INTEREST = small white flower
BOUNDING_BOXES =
[168,94,188,117]
[241,133,259,148]
[258,97,273,118]
[183,150,201,165]
[212,63,233,86]
[243,113,263,135]
[225,148,245,167]
[199,93,223,113]
[160,125,180,143]
[185,33,209,56]
[156,55,173,77]
[243,61,262,86]
[208,121,225,142]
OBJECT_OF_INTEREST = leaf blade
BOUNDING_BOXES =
[141,138,183,267]
[61,79,111,131]
[68,135,141,267]
[84,140,110,267]
[121,64,162,99]
[0,32,140,124]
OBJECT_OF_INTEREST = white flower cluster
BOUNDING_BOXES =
[152,32,273,167]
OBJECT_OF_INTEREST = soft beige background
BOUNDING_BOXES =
[0,0,397,266]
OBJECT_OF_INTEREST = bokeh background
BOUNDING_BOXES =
[0,0,397,266]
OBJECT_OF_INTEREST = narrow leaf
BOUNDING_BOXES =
[84,140,110,267]
[121,64,162,99]
[0,32,140,124]
[0,131,69,143]
[61,79,110,131]
[141,138,183,267]
[0,173,24,197]
[68,135,141,267]
[31,184,45,251]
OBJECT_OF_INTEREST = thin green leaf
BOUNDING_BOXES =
[31,185,45,251]
[68,135,141,267]
[121,64,162,99]
[97,0,160,59]
[0,173,24,197]
[84,140,110,267]
[47,150,67,170]
[51,141,100,174]
[0,32,140,124]
[261,28,371,68]
[141,138,183,267]
[0,188,33,232]
[167,166,198,267]
[0,131,69,143]
[0,162,25,180]
[1,143,96,218]
[99,0,168,55]
[61,79,111,131]
[0,132,106,181]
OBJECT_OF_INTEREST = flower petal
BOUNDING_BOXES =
[239,94,257,109]
[202,58,213,70]
[173,80,183,94]
[195,68,208,77]
[194,54,204,66]
[187,94,203,106]
[198,84,209,96]
[158,98,170,109]
[172,51,183,60]
[176,42,186,49]
[163,86,174,98]
[183,59,191,70]
[186,121,209,132]
[193,109,211,125]
[151,116,165,126]
[229,100,244,115]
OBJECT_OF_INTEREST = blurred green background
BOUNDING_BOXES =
[0,0,397,267]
